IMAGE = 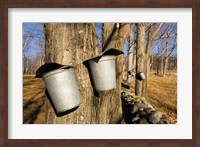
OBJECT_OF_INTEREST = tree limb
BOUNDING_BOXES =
[152,23,163,38]
[153,33,176,41]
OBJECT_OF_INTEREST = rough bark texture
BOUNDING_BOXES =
[130,25,137,93]
[127,25,133,82]
[45,23,97,124]
[44,23,126,124]
[127,24,135,93]
[135,23,146,97]
[95,23,131,123]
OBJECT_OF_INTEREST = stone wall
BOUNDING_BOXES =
[121,88,168,124]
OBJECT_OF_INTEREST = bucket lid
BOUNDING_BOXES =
[35,63,73,78]
[83,48,123,65]
[89,55,116,63]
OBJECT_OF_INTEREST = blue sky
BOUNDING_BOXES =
[23,23,44,59]
[23,23,177,60]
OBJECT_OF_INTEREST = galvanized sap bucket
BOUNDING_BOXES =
[36,63,81,113]
[136,72,146,81]
[83,48,123,91]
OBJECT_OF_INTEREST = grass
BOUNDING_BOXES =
[147,72,177,124]
[23,72,177,124]
[23,74,46,124]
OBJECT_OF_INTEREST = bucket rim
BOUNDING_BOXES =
[83,48,123,64]
[56,101,81,114]
[88,55,116,63]
[43,66,73,78]
[36,63,74,78]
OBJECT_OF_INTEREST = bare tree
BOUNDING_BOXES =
[145,23,163,76]
[163,36,177,76]
[154,24,177,77]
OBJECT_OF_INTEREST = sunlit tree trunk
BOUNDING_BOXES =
[127,25,133,83]
[44,23,127,124]
[151,49,154,74]
[128,24,136,93]
[45,23,100,124]
[157,54,164,76]
[135,23,146,97]
[97,23,130,123]
[163,41,169,77]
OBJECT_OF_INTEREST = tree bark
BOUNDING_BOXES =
[45,23,99,124]
[128,24,136,93]
[44,23,126,124]
[135,23,146,97]
[151,49,154,74]
[159,54,164,75]
[127,25,133,83]
[96,23,131,123]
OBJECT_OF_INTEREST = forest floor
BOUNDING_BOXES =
[23,72,177,124]
[147,71,177,124]
[23,75,46,124]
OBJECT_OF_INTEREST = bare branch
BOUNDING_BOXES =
[166,41,177,58]
[23,36,32,49]
[152,23,163,38]
[153,33,176,41]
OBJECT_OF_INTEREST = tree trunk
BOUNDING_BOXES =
[146,23,163,77]
[130,47,136,93]
[146,24,154,77]
[163,41,169,77]
[127,25,133,83]
[151,49,154,74]
[163,58,168,77]
[96,23,130,123]
[135,23,146,97]
[44,23,125,124]
[23,57,28,74]
[128,24,135,93]
[160,55,164,75]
